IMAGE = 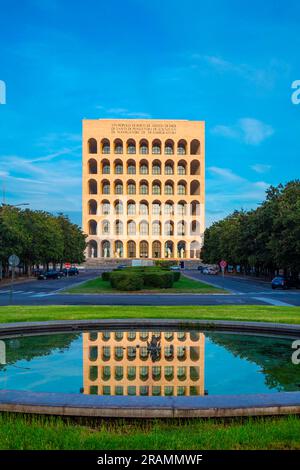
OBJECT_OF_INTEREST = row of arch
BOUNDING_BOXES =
[88,179,201,196]
[87,240,201,259]
[87,138,200,155]
[88,219,201,236]
[88,199,201,216]
[88,159,200,176]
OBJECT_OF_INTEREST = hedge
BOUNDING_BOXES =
[101,271,111,281]
[143,271,174,288]
[109,271,143,291]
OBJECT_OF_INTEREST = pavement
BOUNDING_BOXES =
[0,269,299,306]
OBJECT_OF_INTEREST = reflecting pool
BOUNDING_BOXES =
[0,329,299,396]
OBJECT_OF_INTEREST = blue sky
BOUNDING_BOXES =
[0,0,299,227]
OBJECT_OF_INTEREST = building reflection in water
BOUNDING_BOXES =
[83,330,205,396]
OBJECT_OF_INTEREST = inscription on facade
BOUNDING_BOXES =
[111,123,177,135]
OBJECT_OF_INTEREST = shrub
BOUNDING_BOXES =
[101,271,111,282]
[110,271,143,291]
[143,271,174,288]
[173,271,181,282]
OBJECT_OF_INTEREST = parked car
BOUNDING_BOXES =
[203,267,219,275]
[38,270,62,280]
[197,266,204,272]
[170,265,180,271]
[116,264,128,270]
[63,267,79,276]
[271,276,299,289]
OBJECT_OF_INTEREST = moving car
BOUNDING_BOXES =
[203,267,219,275]
[170,265,180,271]
[38,270,62,280]
[271,276,299,289]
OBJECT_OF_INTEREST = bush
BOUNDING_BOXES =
[101,271,111,282]
[143,271,174,288]
[110,271,143,291]
[173,271,181,282]
[154,260,174,269]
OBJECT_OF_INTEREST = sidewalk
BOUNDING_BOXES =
[0,276,36,287]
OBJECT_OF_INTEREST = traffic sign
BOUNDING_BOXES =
[219,260,227,269]
[8,254,20,267]
[65,262,71,269]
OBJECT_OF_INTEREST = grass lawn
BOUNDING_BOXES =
[0,305,300,450]
[64,275,226,294]
[0,305,299,324]
[0,414,300,450]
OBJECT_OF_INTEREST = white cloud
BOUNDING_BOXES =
[251,164,272,174]
[211,118,274,145]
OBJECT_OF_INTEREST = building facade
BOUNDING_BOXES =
[83,330,205,397]
[82,119,205,260]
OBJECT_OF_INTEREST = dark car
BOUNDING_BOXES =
[197,266,204,272]
[38,270,62,280]
[116,264,127,270]
[271,276,296,290]
[63,267,79,276]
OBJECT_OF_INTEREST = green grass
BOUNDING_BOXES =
[64,275,226,294]
[0,414,300,449]
[0,305,299,324]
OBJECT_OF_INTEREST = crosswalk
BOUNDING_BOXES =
[0,289,56,298]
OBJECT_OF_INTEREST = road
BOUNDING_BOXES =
[0,270,299,306]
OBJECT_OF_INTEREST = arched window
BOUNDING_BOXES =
[127,160,136,174]
[177,160,186,175]
[101,159,110,174]
[164,201,174,216]
[88,199,97,215]
[177,181,187,195]
[140,241,149,258]
[139,201,149,215]
[115,220,123,236]
[165,139,174,155]
[101,200,110,215]
[191,220,200,235]
[114,139,123,154]
[190,240,201,259]
[101,240,111,258]
[139,139,149,154]
[127,220,136,236]
[101,180,110,195]
[152,160,161,175]
[191,180,200,195]
[114,200,123,215]
[101,139,110,154]
[191,160,200,175]
[152,241,161,258]
[165,160,174,175]
[191,200,200,216]
[139,160,148,175]
[114,160,123,174]
[152,180,161,195]
[114,180,123,195]
[152,201,161,216]
[164,221,174,236]
[88,179,97,195]
[152,139,161,154]
[139,181,148,195]
[127,241,136,258]
[177,201,186,216]
[88,240,98,258]
[88,159,97,174]
[164,181,174,195]
[139,220,149,236]
[177,221,186,236]
[127,180,136,195]
[88,138,97,154]
[177,139,187,155]
[115,240,123,257]
[127,139,136,154]
[88,220,97,235]
[190,139,200,155]
[102,220,110,235]
[127,201,136,216]
[165,240,174,258]
[152,221,161,236]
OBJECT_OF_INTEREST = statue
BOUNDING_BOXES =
[104,247,108,258]
[167,247,171,258]
[180,248,184,258]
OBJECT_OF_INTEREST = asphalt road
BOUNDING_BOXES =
[0,270,299,307]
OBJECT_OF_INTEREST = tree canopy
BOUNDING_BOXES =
[202,180,300,276]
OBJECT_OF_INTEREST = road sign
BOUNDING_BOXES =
[65,262,71,269]
[8,254,20,267]
[219,260,227,269]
